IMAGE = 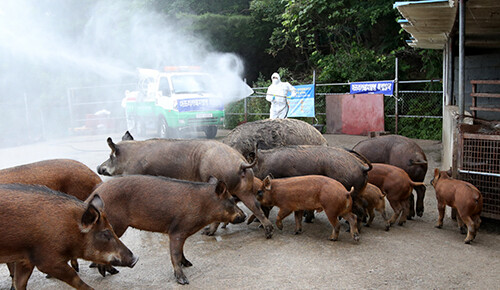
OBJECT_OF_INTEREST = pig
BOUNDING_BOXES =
[96,131,273,239]
[0,183,137,290]
[87,175,246,285]
[256,175,359,242]
[0,159,102,201]
[222,118,328,158]
[248,145,372,225]
[431,168,483,244]
[359,183,389,229]
[367,163,425,230]
[0,159,103,277]
[352,135,428,219]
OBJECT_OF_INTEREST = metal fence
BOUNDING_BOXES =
[0,79,443,148]
[226,79,443,140]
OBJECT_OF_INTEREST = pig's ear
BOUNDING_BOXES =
[215,181,228,198]
[122,131,134,141]
[80,195,103,233]
[107,138,118,155]
[263,176,272,191]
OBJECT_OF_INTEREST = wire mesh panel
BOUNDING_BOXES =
[459,133,500,219]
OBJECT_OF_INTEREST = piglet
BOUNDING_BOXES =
[257,175,359,242]
[431,168,483,244]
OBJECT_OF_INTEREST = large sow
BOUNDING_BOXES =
[352,135,427,218]
[222,118,328,158]
[0,184,137,290]
[0,159,102,201]
[87,175,246,285]
[96,131,273,238]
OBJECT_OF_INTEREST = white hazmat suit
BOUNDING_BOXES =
[266,72,296,119]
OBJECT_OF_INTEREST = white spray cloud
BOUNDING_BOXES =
[0,0,252,145]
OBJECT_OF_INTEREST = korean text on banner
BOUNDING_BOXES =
[350,81,394,95]
[287,84,315,118]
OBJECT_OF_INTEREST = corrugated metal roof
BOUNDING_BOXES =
[395,0,500,49]
[394,0,456,49]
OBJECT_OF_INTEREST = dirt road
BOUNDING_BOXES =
[0,130,499,289]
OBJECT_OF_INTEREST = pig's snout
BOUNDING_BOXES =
[111,249,139,268]
[97,165,110,176]
[232,212,247,224]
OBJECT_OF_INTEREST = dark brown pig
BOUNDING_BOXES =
[249,145,372,224]
[359,183,389,229]
[431,168,483,244]
[257,175,359,241]
[96,131,273,239]
[0,159,104,278]
[87,175,246,285]
[353,135,428,219]
[367,163,425,230]
[0,159,102,201]
[0,184,137,290]
[222,118,328,158]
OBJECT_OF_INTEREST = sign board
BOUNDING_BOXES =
[350,81,394,95]
[287,84,315,118]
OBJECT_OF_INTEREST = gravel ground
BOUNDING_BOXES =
[0,130,499,289]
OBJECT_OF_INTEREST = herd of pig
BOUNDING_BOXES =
[0,118,483,289]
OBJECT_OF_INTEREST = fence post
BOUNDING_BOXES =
[244,96,248,122]
[394,58,399,134]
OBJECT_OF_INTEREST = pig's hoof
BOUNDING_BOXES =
[98,265,107,277]
[364,223,370,227]
[175,273,189,285]
[294,229,302,235]
[89,262,97,268]
[353,234,360,242]
[435,224,442,229]
[45,274,52,279]
[385,225,390,231]
[417,210,423,217]
[182,259,193,267]
[107,267,119,275]
[202,227,215,236]
[265,225,274,239]
[407,216,413,220]
[464,239,472,244]
[398,221,405,226]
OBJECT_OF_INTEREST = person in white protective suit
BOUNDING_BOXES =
[266,72,297,119]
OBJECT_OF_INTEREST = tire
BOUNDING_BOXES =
[158,117,169,138]
[204,125,217,139]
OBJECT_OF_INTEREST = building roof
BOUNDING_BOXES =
[394,0,500,49]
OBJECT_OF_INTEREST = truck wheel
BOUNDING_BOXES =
[158,118,170,138]
[204,126,217,139]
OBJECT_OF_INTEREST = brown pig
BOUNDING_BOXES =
[96,131,273,239]
[367,163,425,230]
[431,168,483,244]
[87,175,246,285]
[0,159,103,278]
[359,183,389,229]
[0,184,137,290]
[0,159,102,201]
[256,175,360,242]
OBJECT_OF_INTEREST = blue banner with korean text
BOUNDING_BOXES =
[287,84,315,118]
[350,81,394,95]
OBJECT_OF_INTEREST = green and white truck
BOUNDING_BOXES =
[122,67,225,138]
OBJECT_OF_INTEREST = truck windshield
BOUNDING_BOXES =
[171,74,210,94]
